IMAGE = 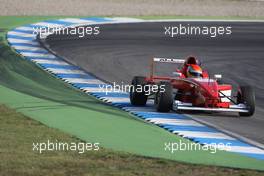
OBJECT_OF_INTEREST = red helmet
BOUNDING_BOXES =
[185,56,200,66]
[186,64,203,78]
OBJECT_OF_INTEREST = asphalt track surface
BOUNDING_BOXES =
[47,21,264,145]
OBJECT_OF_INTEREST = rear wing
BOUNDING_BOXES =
[150,57,185,77]
[153,57,185,64]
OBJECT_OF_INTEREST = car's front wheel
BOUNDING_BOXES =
[237,85,255,117]
[129,76,148,106]
[155,81,173,112]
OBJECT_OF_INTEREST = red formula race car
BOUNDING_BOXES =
[129,56,255,116]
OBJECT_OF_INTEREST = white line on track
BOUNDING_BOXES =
[46,68,86,74]
[12,45,46,52]
[103,97,130,103]
[174,131,235,140]
[31,59,70,65]
[63,78,105,84]
[147,118,205,126]
[8,31,35,38]
[20,52,55,58]
[81,87,105,92]
[8,38,39,45]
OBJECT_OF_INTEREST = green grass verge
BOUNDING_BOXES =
[0,16,264,171]
[1,104,264,176]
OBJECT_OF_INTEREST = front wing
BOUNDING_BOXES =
[173,100,249,113]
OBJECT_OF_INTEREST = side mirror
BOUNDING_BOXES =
[173,72,182,77]
[214,74,222,79]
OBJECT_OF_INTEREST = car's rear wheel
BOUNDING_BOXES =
[155,81,173,112]
[237,85,255,117]
[129,76,148,106]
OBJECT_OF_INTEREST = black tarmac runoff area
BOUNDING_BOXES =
[46,21,264,145]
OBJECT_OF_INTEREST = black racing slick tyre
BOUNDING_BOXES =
[237,85,255,117]
[155,81,173,112]
[129,76,148,106]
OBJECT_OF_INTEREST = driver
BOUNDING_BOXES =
[186,64,203,78]
[181,56,203,78]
